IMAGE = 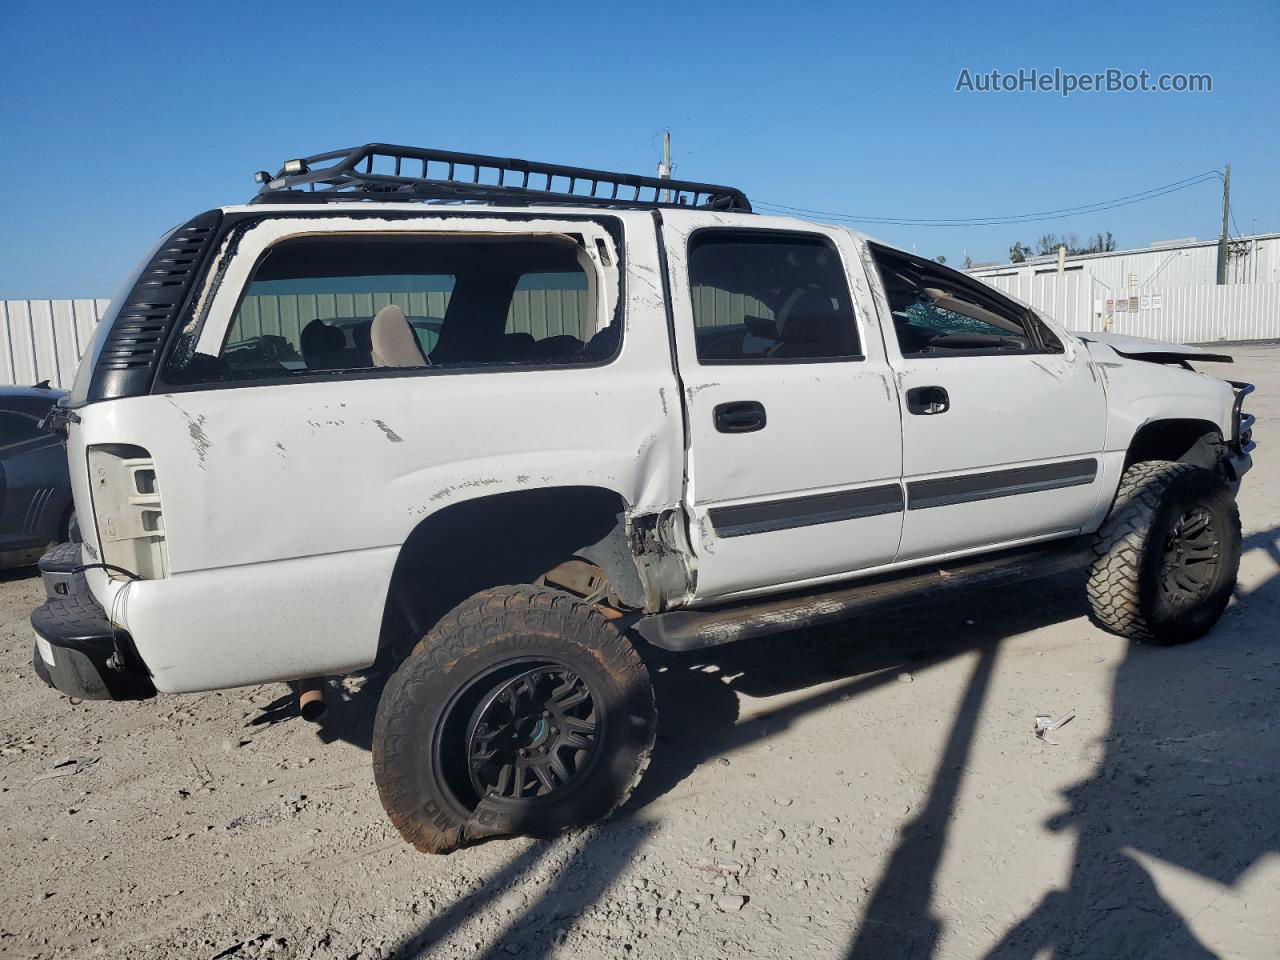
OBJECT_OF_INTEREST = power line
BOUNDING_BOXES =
[683,0,1122,159]
[757,173,1219,223]
[754,171,1224,227]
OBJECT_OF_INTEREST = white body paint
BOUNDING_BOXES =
[63,203,1246,693]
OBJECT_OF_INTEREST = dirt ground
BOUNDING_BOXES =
[2,347,1278,960]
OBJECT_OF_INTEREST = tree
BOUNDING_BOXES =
[963,254,973,270]
[1037,233,1068,257]
[934,255,947,264]
[1009,241,1032,263]
[1033,231,1116,257]
[1082,231,1116,254]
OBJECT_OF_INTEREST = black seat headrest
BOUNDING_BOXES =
[300,319,343,355]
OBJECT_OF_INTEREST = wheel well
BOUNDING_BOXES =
[378,487,638,655]
[1125,419,1224,471]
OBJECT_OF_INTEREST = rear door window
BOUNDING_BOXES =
[687,231,861,363]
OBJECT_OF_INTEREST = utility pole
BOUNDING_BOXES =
[657,129,672,203]
[1216,162,1231,285]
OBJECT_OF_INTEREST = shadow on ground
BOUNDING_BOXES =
[256,526,1279,959]
[288,565,1079,957]
[0,564,40,585]
[973,526,1280,960]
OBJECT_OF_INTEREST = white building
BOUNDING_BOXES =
[968,232,1280,290]
[964,233,1280,343]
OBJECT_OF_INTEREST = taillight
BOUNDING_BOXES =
[87,445,167,579]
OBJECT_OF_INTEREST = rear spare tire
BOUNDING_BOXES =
[1087,460,1240,644]
[372,585,655,853]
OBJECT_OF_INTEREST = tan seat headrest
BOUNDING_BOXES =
[370,304,428,368]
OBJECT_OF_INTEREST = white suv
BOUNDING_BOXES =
[33,145,1255,852]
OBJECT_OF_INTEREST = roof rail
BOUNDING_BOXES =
[251,143,752,213]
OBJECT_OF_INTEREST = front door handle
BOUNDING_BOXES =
[714,400,767,433]
[906,386,950,415]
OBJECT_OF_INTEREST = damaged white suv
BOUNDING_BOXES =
[34,145,1254,853]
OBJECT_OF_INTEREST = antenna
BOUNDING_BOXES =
[657,130,673,204]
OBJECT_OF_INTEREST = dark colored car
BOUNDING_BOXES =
[0,383,74,569]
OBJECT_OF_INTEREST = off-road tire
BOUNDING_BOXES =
[1087,460,1240,644]
[372,585,655,854]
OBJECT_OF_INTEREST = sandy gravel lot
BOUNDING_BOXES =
[2,347,1278,960]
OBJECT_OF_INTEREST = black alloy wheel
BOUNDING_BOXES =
[462,661,603,801]
[373,585,655,853]
[1159,505,1221,606]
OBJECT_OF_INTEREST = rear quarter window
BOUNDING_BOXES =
[167,230,621,385]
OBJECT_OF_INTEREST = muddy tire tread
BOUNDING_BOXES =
[1087,460,1239,644]
[373,585,654,854]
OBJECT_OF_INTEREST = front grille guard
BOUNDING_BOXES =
[1228,380,1256,453]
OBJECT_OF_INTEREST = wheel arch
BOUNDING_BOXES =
[377,486,657,656]
[1124,418,1226,473]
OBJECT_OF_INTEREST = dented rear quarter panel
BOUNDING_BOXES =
[73,209,684,692]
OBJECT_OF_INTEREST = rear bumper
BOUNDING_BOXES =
[30,544,154,701]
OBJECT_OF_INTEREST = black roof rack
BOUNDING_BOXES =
[251,143,752,213]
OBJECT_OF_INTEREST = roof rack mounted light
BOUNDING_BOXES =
[250,143,752,213]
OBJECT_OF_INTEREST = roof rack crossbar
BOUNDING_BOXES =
[252,143,751,212]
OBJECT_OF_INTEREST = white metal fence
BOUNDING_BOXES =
[2,299,110,389]
[977,275,1280,341]
[4,281,1280,389]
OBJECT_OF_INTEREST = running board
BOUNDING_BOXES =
[634,538,1092,652]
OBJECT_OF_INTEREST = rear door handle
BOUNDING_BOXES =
[714,400,767,433]
[906,386,950,415]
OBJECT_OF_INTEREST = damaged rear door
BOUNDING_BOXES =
[661,213,903,602]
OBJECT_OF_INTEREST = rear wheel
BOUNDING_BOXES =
[1087,460,1240,644]
[372,585,655,853]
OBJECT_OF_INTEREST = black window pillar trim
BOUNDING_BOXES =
[84,209,223,404]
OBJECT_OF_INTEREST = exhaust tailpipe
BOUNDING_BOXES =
[298,678,326,721]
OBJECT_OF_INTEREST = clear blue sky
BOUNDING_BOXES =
[1,0,1276,298]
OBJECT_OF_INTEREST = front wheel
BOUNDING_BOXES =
[372,585,655,853]
[1087,460,1241,644]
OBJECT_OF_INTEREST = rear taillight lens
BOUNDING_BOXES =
[87,445,167,579]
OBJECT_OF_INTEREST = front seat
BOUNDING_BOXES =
[300,319,345,370]
[370,304,429,368]
[768,287,854,359]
